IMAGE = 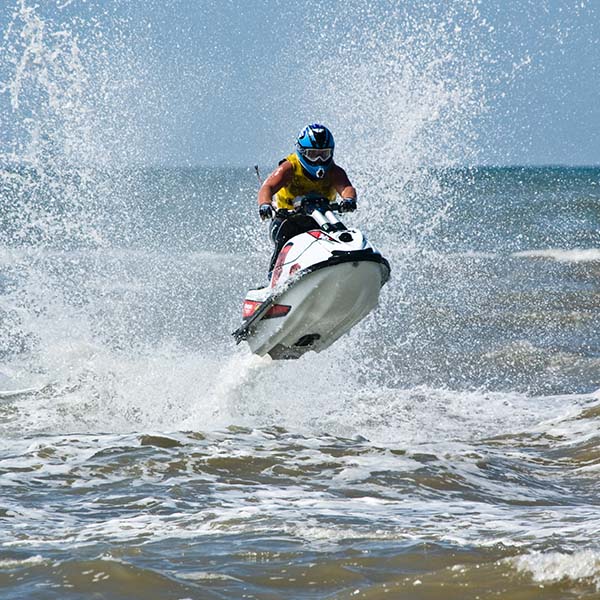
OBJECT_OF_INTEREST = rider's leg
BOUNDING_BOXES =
[268,216,315,277]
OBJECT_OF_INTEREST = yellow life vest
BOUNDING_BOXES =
[274,153,337,210]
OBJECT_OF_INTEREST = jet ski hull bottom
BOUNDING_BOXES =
[247,260,388,359]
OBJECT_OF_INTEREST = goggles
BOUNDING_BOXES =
[298,147,333,163]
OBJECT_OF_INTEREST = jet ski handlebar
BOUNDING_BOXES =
[273,197,346,232]
[274,206,340,219]
[274,196,341,219]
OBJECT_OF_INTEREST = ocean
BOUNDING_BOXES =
[1,0,600,597]
[1,165,599,599]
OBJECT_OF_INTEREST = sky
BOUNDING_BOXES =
[0,0,598,167]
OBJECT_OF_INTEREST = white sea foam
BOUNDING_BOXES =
[513,248,600,263]
[511,551,600,589]
[0,400,599,556]
[3,461,597,551]
[0,555,46,569]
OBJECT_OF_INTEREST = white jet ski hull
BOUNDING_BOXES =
[233,197,390,359]
[246,259,388,359]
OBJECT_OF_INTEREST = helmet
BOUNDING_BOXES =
[295,123,335,179]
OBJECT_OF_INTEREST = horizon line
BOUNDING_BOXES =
[1,161,599,171]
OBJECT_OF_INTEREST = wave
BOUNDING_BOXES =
[510,550,600,590]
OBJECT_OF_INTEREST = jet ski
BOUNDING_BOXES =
[233,196,390,360]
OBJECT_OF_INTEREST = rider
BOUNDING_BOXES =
[257,123,358,274]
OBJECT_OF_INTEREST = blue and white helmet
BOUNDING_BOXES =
[295,123,335,179]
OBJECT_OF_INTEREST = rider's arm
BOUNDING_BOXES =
[258,162,293,206]
[332,165,357,200]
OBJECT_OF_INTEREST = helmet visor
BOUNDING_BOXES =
[299,147,333,163]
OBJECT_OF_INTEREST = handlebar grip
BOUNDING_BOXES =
[274,202,340,220]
